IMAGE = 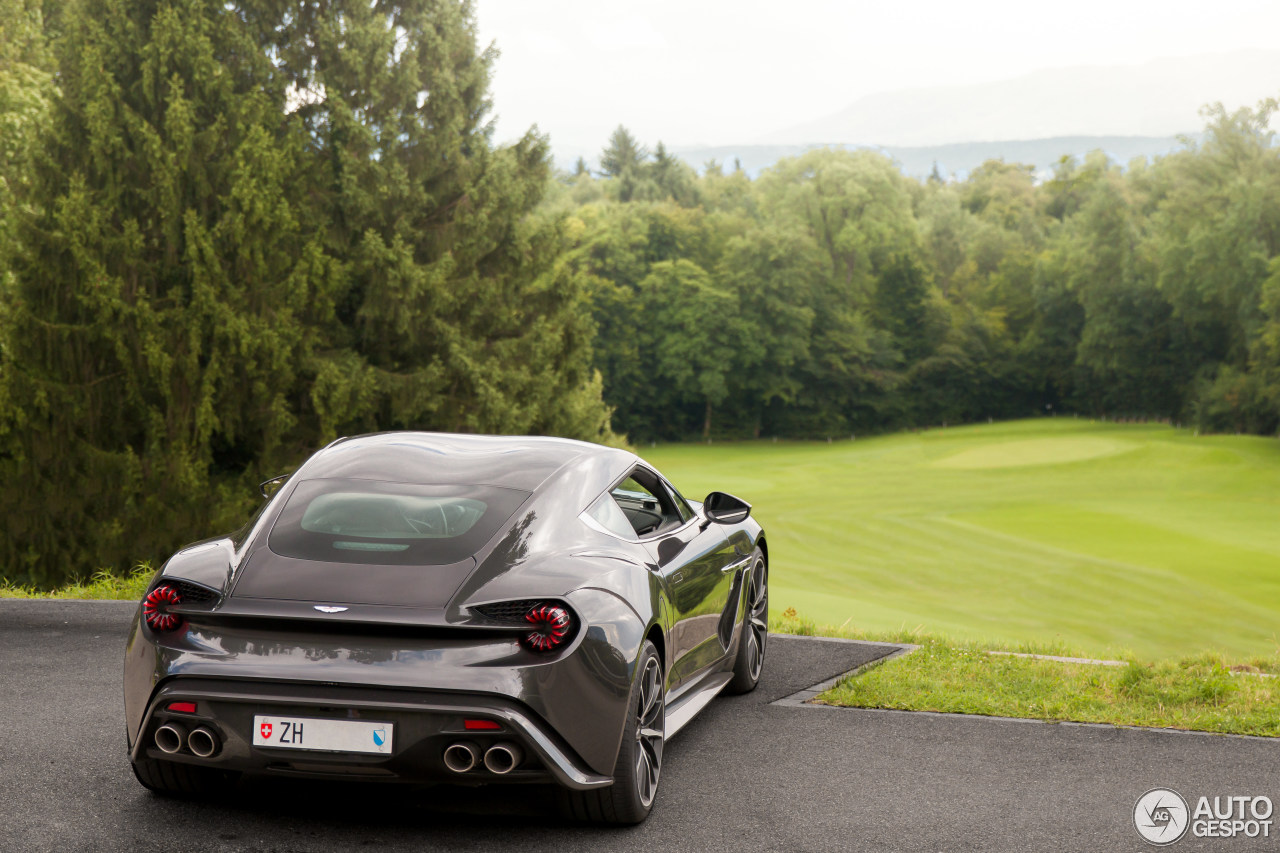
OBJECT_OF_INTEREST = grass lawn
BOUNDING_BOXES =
[819,639,1280,738]
[645,418,1280,660]
[771,606,1280,738]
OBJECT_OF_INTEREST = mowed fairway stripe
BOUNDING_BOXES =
[646,419,1280,658]
[949,507,1280,654]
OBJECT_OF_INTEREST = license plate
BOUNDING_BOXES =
[252,715,393,754]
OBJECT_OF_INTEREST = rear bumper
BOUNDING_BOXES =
[123,588,647,777]
[132,677,613,790]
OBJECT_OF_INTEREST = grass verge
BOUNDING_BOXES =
[773,609,1280,738]
[0,564,153,600]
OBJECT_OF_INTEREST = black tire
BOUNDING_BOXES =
[557,640,664,825]
[131,756,237,797]
[726,548,767,695]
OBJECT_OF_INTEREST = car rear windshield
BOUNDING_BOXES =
[268,479,531,565]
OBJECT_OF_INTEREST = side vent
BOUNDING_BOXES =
[717,569,745,649]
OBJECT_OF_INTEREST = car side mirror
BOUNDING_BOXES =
[259,474,289,499]
[700,491,751,529]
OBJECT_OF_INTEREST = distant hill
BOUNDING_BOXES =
[669,135,1194,181]
[761,50,1280,147]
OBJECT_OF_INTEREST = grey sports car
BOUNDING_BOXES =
[123,432,768,824]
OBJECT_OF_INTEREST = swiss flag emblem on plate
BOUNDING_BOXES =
[260,722,273,739]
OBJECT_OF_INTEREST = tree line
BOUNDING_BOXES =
[556,116,1280,442]
[1,0,1277,586]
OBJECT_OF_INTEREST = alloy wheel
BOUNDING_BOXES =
[746,559,768,681]
[634,655,664,807]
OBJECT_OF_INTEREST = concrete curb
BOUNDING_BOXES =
[986,650,1127,667]
[820,706,1280,743]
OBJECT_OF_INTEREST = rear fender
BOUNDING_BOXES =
[159,538,236,594]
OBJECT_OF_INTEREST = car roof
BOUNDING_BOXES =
[296,432,633,493]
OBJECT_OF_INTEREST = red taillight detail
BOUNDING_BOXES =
[167,701,197,714]
[143,584,183,632]
[464,719,502,731]
[521,603,573,652]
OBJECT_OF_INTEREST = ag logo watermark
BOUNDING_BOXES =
[1135,789,1189,845]
[1134,788,1274,845]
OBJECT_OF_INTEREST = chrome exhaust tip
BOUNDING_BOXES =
[483,742,523,775]
[154,723,185,755]
[443,742,480,773]
[187,726,219,758]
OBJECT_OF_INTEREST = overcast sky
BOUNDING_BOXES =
[473,0,1280,154]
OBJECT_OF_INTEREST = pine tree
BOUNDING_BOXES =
[269,0,613,441]
[0,0,55,292]
[0,0,331,585]
[651,142,698,206]
[599,125,648,178]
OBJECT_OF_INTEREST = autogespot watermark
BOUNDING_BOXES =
[1134,788,1274,845]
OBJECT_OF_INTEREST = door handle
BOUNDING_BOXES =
[672,571,684,583]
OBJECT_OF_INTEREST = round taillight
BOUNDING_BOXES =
[143,584,183,632]
[522,603,573,652]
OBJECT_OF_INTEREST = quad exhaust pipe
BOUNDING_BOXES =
[483,742,523,775]
[443,742,479,773]
[443,741,523,774]
[188,726,220,758]
[154,723,185,754]
[154,722,221,757]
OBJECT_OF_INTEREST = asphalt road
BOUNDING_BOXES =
[2,601,1277,852]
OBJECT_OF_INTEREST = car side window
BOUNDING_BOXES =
[610,472,683,537]
[661,479,694,523]
[585,493,637,539]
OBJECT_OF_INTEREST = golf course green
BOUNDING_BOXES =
[644,419,1280,659]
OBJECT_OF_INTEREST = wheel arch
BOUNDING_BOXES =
[645,621,666,671]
